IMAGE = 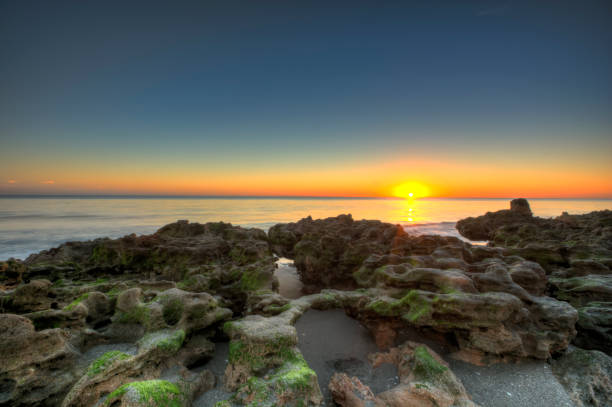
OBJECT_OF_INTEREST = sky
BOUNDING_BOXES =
[1,0,611,198]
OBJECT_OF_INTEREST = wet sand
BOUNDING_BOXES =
[193,342,233,406]
[294,309,576,407]
[275,257,304,299]
[449,358,575,407]
[295,309,399,405]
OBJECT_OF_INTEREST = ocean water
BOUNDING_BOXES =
[0,197,610,261]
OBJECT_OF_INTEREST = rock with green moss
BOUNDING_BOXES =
[23,220,273,283]
[223,312,323,406]
[366,342,478,407]
[137,329,186,354]
[232,347,322,407]
[156,288,233,333]
[62,328,194,407]
[88,350,132,376]
[269,214,401,292]
[103,380,189,407]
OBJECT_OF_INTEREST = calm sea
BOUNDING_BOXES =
[0,197,610,261]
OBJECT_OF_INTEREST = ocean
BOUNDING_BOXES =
[0,196,610,261]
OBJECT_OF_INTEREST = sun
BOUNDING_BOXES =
[393,182,429,199]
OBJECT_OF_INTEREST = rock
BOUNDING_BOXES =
[224,311,323,406]
[508,261,547,296]
[269,214,403,291]
[0,314,78,406]
[328,373,378,407]
[552,346,612,407]
[82,291,113,325]
[116,288,143,312]
[62,329,189,407]
[510,198,532,216]
[456,200,612,354]
[177,336,216,368]
[156,288,232,333]
[456,198,534,241]
[100,379,191,407]
[24,220,273,287]
[573,302,612,355]
[11,279,53,312]
[0,258,25,287]
[369,342,478,407]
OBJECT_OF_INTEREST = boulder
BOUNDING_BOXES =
[0,314,78,406]
[552,346,612,407]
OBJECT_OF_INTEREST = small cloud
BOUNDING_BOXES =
[40,180,55,184]
[7,180,17,184]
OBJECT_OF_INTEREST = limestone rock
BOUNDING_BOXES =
[552,346,612,407]
[0,314,78,406]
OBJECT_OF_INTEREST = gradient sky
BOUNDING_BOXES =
[1,0,611,197]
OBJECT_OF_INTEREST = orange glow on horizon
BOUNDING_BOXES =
[1,152,611,198]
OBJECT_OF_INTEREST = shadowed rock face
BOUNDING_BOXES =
[455,199,612,355]
[269,214,403,291]
[456,198,534,242]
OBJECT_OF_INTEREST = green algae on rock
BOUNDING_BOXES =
[88,350,132,377]
[104,380,188,407]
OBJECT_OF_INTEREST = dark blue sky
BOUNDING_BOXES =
[1,1,611,196]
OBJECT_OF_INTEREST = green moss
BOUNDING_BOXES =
[365,290,435,323]
[91,245,118,265]
[239,377,274,405]
[160,329,185,352]
[223,320,235,334]
[87,351,130,376]
[64,293,90,311]
[240,268,269,291]
[105,380,185,407]
[230,247,254,265]
[272,349,317,392]
[214,402,232,407]
[116,304,150,324]
[352,266,377,287]
[228,334,296,372]
[264,303,291,314]
[161,297,184,325]
[234,348,319,406]
[53,279,66,287]
[106,287,122,298]
[413,345,448,382]
[404,291,436,322]
[91,278,109,285]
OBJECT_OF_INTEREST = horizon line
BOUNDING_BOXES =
[0,193,611,200]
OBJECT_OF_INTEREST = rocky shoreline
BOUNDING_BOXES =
[0,199,610,407]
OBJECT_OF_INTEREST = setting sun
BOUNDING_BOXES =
[393,182,429,199]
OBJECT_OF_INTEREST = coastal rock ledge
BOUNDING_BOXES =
[0,200,609,407]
